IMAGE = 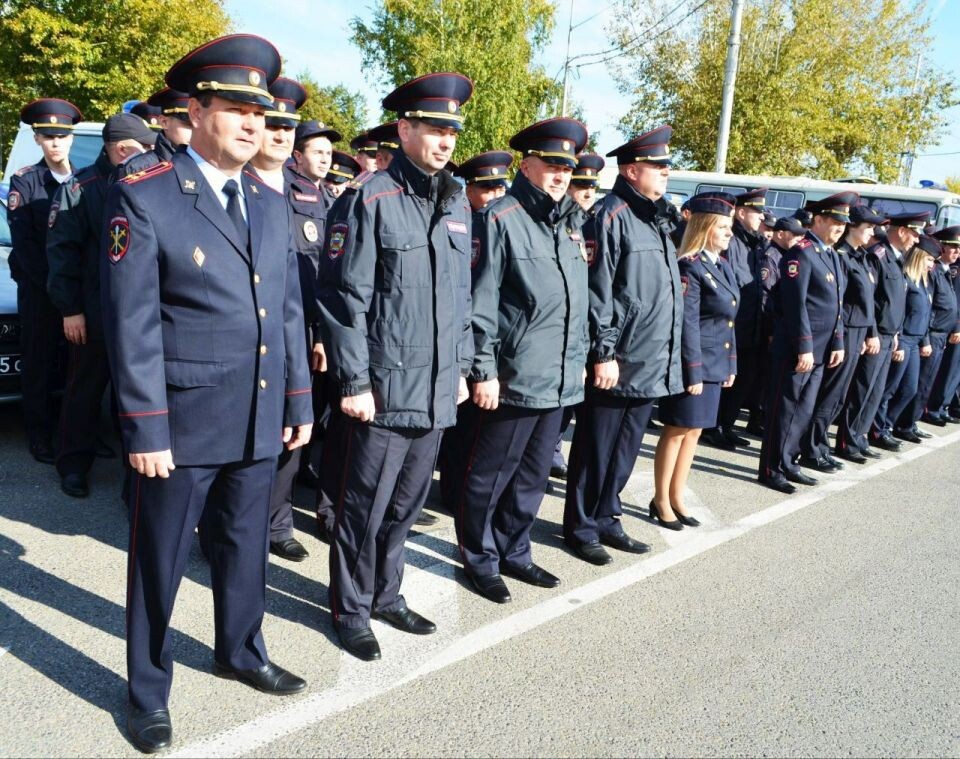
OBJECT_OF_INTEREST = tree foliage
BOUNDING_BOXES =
[608,0,956,181]
[350,0,562,163]
[296,73,368,148]
[0,0,230,150]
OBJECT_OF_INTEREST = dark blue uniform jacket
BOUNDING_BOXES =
[8,159,72,288]
[678,252,738,385]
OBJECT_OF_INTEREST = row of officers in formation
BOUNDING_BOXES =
[7,34,960,754]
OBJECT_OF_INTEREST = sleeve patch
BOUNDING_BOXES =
[327,222,348,260]
[47,201,60,229]
[585,239,597,267]
[681,275,688,295]
[7,190,21,211]
[107,216,131,264]
[470,237,480,268]
[760,267,769,281]
[786,260,800,278]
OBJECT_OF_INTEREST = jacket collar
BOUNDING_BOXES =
[612,174,659,222]
[509,171,579,225]
[733,218,764,248]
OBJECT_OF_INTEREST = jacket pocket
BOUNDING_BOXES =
[379,230,430,290]
[368,344,432,411]
[164,359,223,389]
[615,301,641,354]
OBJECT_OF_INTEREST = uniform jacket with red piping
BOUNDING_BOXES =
[677,251,738,386]
[100,151,312,463]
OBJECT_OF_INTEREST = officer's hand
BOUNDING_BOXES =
[920,344,933,358]
[472,379,500,411]
[863,337,880,355]
[311,343,327,373]
[892,349,905,363]
[722,374,736,388]
[63,314,86,345]
[892,334,899,352]
[457,376,469,405]
[593,359,619,390]
[341,392,376,422]
[687,382,703,396]
[129,450,175,479]
[950,332,960,345]
[283,423,313,450]
[828,350,845,369]
[795,352,815,372]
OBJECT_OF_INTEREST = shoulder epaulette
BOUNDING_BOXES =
[795,238,813,249]
[14,164,38,177]
[121,161,173,185]
[346,170,376,192]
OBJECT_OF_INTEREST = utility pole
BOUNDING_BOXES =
[560,0,575,117]
[714,0,745,173]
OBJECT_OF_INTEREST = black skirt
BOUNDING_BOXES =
[658,382,722,429]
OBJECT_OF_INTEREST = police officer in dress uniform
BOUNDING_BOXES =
[454,117,588,601]
[925,226,960,424]
[705,188,768,450]
[318,73,474,662]
[834,212,928,457]
[801,204,885,470]
[350,130,379,174]
[292,119,343,202]
[7,98,82,463]
[101,35,313,753]
[562,126,683,566]
[322,150,362,198]
[758,192,854,494]
[114,88,194,181]
[46,114,156,498]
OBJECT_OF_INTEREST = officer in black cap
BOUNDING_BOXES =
[350,130,379,173]
[322,150,362,198]
[567,152,604,212]
[758,192,854,493]
[805,204,885,468]
[925,226,960,424]
[131,101,163,131]
[47,114,156,498]
[292,119,343,200]
[704,187,768,450]
[114,89,193,182]
[7,98,83,463]
[454,150,512,212]
[760,210,777,240]
[319,72,473,661]
[366,120,401,171]
[103,34,313,752]
[563,125,682,566]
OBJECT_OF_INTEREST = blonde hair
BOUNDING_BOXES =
[903,245,931,286]
[677,212,730,258]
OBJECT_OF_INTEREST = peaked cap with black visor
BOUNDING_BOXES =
[265,77,307,128]
[382,72,473,131]
[509,117,588,169]
[21,98,83,136]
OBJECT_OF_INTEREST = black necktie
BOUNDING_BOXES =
[222,179,248,244]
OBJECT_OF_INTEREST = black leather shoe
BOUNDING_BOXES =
[414,510,439,527]
[872,434,902,451]
[785,470,818,486]
[861,446,882,459]
[213,660,307,693]
[28,440,55,464]
[550,463,568,480]
[799,456,839,473]
[600,531,652,553]
[316,518,332,544]
[911,426,932,439]
[921,413,947,427]
[833,447,867,464]
[269,538,309,562]
[745,419,765,436]
[723,428,751,447]
[701,428,735,451]
[823,453,844,469]
[127,707,172,754]
[567,540,613,566]
[373,606,437,634]
[944,413,960,424]
[334,626,381,661]
[94,437,117,459]
[466,572,512,603]
[500,561,561,588]
[891,428,921,443]
[758,474,796,494]
[60,472,89,498]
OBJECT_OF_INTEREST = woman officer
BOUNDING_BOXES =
[651,193,738,529]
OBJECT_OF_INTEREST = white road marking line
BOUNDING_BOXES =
[172,428,960,758]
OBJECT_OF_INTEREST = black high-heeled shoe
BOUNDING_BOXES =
[648,499,683,531]
[671,507,701,527]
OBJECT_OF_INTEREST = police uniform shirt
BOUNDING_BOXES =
[187,145,248,220]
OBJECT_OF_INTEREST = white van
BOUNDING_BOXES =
[2,121,105,185]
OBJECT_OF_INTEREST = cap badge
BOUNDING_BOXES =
[50,116,58,124]
[332,164,339,171]
[492,168,499,175]
[249,71,261,86]
[278,102,287,112]
[562,140,571,151]
[448,100,457,113]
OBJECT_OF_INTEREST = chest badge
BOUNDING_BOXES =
[825,272,835,282]
[303,220,319,242]
[868,272,876,283]
[193,247,205,267]
[183,179,196,191]
[704,271,717,288]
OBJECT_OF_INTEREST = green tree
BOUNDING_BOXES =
[608,0,955,181]
[945,176,960,196]
[350,0,561,163]
[295,73,368,147]
[0,0,230,151]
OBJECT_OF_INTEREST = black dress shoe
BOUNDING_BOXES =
[414,510,439,527]
[872,434,902,451]
[701,428,736,450]
[60,472,89,498]
[334,625,381,661]
[823,453,844,469]
[213,660,307,693]
[500,561,561,588]
[269,537,309,562]
[648,499,683,530]
[723,428,751,447]
[785,470,818,486]
[316,518,332,544]
[944,413,960,424]
[127,707,172,754]
[891,428,921,443]
[758,474,797,494]
[28,440,55,464]
[567,540,613,566]
[466,572,512,603]
[549,463,568,480]
[745,419,765,436]
[373,606,437,634]
[94,437,117,459]
[860,446,882,459]
[799,456,839,473]
[600,531,652,553]
[911,426,932,439]
[833,447,867,464]
[921,413,948,427]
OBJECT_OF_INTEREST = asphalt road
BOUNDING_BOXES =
[1,401,958,757]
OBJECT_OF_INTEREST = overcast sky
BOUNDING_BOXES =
[225,0,960,185]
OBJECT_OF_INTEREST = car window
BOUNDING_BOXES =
[936,204,960,229]
[68,134,104,170]
[0,202,11,245]
[867,197,937,218]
